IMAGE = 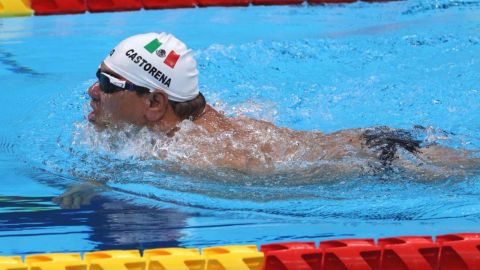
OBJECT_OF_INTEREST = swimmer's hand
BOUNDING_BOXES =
[52,184,98,209]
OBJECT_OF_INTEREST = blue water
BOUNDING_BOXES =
[1,0,480,255]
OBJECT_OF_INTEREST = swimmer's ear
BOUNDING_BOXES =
[145,90,168,122]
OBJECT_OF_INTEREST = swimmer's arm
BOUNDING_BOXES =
[419,145,480,169]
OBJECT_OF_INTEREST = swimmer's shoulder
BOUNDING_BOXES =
[193,104,233,132]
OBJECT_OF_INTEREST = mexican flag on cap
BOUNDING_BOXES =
[144,38,180,69]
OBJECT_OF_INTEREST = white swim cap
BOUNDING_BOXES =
[103,32,199,102]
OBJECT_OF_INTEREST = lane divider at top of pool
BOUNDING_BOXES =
[0,232,479,270]
[0,0,396,18]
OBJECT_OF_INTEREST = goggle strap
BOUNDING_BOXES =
[96,69,151,94]
[101,72,127,89]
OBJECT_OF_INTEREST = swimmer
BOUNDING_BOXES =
[87,32,479,180]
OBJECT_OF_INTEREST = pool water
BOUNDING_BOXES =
[1,0,480,255]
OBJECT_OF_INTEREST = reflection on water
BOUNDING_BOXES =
[0,194,189,253]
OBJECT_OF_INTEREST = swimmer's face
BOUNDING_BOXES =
[87,64,150,127]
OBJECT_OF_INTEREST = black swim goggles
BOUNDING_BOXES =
[96,69,150,94]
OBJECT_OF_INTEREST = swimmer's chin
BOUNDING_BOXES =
[87,113,138,132]
[88,111,96,123]
[87,111,108,131]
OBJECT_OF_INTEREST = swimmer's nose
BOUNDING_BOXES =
[88,82,101,101]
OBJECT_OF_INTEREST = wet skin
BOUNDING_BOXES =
[88,78,149,127]
[87,65,479,179]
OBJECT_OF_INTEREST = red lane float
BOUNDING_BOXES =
[261,233,480,270]
[196,0,249,7]
[320,238,381,270]
[30,0,86,15]
[261,242,321,270]
[437,233,480,270]
[142,0,196,9]
[251,0,303,6]
[362,0,395,2]
[87,0,142,12]
[308,0,356,4]
[378,236,439,270]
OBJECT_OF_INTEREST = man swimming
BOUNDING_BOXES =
[87,32,478,180]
